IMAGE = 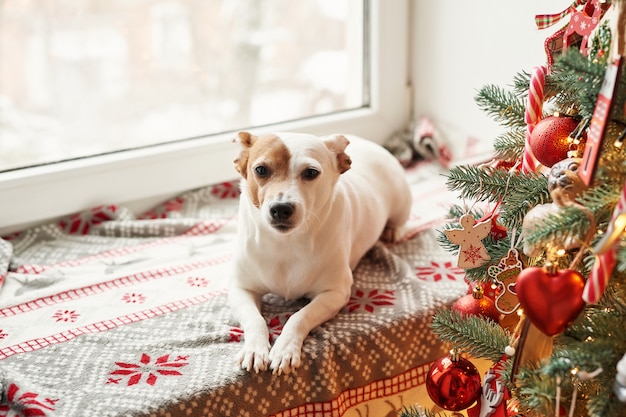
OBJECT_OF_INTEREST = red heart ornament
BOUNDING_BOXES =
[516,266,585,336]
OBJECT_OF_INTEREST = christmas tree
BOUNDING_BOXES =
[402,1,626,416]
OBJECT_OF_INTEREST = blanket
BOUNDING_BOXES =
[0,161,467,417]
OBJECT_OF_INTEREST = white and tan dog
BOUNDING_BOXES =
[229,131,411,374]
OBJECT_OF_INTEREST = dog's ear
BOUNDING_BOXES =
[233,131,257,178]
[324,134,351,174]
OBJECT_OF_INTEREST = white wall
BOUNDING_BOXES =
[411,0,570,158]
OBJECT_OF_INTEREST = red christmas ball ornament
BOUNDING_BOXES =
[426,350,482,411]
[516,265,585,336]
[530,115,579,168]
[453,286,501,323]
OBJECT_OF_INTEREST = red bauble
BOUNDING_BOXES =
[453,293,501,323]
[426,354,482,411]
[516,266,585,336]
[530,115,579,167]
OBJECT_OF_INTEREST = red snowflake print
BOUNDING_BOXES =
[228,314,291,344]
[346,289,395,313]
[268,314,291,342]
[122,293,146,304]
[228,327,244,343]
[186,276,209,288]
[0,329,7,340]
[139,197,185,219]
[415,261,465,282]
[58,205,118,235]
[461,243,485,266]
[52,310,79,323]
[211,181,240,199]
[107,353,189,386]
[0,383,57,416]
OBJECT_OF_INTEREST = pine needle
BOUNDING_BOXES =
[474,84,527,129]
[431,309,510,362]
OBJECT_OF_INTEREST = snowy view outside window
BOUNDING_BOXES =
[0,0,366,171]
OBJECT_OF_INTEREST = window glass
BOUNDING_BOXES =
[0,0,365,171]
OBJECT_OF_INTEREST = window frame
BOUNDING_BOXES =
[0,0,410,234]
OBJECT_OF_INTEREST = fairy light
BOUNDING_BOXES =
[614,128,626,148]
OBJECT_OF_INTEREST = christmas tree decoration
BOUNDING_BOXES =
[579,56,624,185]
[515,265,586,336]
[453,286,501,323]
[444,213,492,269]
[520,202,575,257]
[466,368,508,417]
[547,157,587,206]
[523,65,547,173]
[562,0,610,56]
[529,114,580,168]
[488,248,523,316]
[425,350,482,411]
[477,212,508,241]
[584,179,626,302]
[589,19,613,59]
[536,0,610,67]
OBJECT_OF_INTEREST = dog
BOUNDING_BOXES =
[229,131,412,375]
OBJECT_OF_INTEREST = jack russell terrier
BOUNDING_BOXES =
[229,131,412,374]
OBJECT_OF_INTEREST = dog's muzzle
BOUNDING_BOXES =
[269,202,295,232]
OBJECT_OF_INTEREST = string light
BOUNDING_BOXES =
[612,127,626,148]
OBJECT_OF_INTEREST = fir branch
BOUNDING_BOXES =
[445,165,540,205]
[511,70,531,97]
[493,128,526,162]
[549,49,607,118]
[514,362,559,416]
[431,309,509,362]
[519,204,594,259]
[495,173,550,229]
[474,84,527,129]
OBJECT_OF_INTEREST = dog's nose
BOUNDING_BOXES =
[270,203,294,221]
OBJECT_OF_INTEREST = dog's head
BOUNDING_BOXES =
[233,131,351,234]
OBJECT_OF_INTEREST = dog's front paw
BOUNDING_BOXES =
[269,336,303,375]
[237,342,270,373]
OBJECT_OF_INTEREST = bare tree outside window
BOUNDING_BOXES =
[0,0,365,171]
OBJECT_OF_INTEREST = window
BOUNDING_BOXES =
[0,0,409,233]
[1,0,367,171]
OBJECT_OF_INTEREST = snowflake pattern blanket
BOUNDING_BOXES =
[0,162,467,417]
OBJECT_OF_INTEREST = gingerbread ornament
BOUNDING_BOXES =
[488,248,524,315]
[445,213,491,269]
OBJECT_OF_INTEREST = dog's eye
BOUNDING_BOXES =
[254,165,270,178]
[302,168,320,180]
